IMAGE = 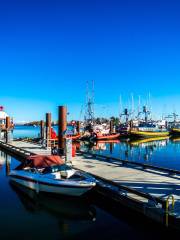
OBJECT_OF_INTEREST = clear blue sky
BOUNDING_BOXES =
[1,0,180,122]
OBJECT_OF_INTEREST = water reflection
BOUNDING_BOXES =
[10,182,96,221]
[0,150,98,240]
[81,136,180,170]
[5,155,11,176]
[128,137,169,162]
[0,150,11,176]
[0,148,179,239]
[7,155,96,223]
[171,136,180,143]
[0,151,7,167]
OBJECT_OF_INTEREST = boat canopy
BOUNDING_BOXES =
[26,155,64,168]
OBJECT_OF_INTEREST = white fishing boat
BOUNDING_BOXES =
[9,155,96,196]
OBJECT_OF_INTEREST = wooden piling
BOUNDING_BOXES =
[77,121,81,134]
[110,120,114,134]
[40,120,45,139]
[58,106,67,154]
[6,116,11,130]
[5,116,11,143]
[46,113,51,148]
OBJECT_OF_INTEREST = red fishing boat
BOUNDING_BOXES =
[92,133,120,141]
[66,134,81,140]
[97,139,120,144]
[50,128,81,141]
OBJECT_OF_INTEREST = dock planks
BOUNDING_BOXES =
[0,140,51,157]
[72,153,180,201]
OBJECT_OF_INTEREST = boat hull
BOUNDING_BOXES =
[95,133,121,141]
[9,172,95,197]
[52,134,81,142]
[97,139,120,144]
[130,130,169,139]
[66,134,81,140]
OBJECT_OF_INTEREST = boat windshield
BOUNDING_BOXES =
[42,164,72,174]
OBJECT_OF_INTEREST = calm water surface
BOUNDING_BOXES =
[0,150,179,239]
[13,126,180,170]
[13,125,72,138]
[84,137,180,170]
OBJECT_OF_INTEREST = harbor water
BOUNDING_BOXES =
[0,149,179,239]
[13,126,180,170]
[85,137,180,170]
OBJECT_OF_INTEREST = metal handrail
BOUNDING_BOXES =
[165,195,175,227]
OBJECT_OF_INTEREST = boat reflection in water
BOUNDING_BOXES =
[10,181,96,220]
[0,150,7,167]
[170,136,180,143]
[10,180,96,237]
[83,140,120,155]
[0,150,11,175]
[83,137,170,164]
[127,137,169,162]
[129,136,169,147]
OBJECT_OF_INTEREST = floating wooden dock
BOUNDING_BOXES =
[0,139,180,230]
[0,140,51,158]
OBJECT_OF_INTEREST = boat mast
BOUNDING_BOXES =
[84,80,95,125]
[124,108,129,123]
[148,92,152,120]
[131,93,134,120]
[143,105,150,123]
[138,95,141,121]
[173,112,178,125]
[119,94,122,122]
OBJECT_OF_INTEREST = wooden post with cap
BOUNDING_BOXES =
[77,121,81,134]
[45,113,51,148]
[110,120,114,134]
[5,116,11,143]
[40,120,45,140]
[58,106,67,155]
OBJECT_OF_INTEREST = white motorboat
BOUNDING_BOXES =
[9,155,96,197]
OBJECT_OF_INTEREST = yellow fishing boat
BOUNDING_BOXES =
[130,129,169,139]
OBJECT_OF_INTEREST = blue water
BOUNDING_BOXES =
[13,125,74,138]
[82,138,180,171]
[13,125,41,138]
[0,150,175,239]
[13,126,180,170]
